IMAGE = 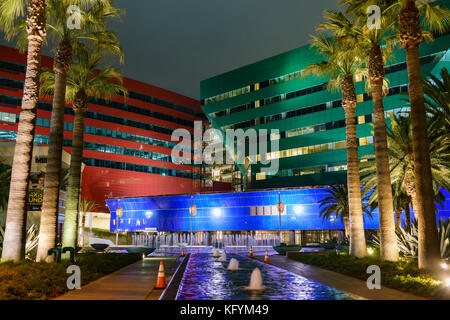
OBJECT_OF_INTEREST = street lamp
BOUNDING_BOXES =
[277,192,285,244]
[116,199,123,245]
[189,195,196,246]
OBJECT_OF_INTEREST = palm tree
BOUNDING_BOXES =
[0,162,11,227]
[319,185,373,237]
[318,5,399,261]
[361,160,413,231]
[339,0,449,271]
[424,67,450,137]
[395,0,449,270]
[303,35,368,258]
[36,0,123,262]
[40,49,126,255]
[393,190,411,230]
[0,0,46,262]
[361,112,450,232]
[77,198,99,247]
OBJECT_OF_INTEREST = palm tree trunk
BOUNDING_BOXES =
[78,212,85,247]
[343,217,349,238]
[36,38,72,262]
[342,75,366,258]
[1,0,46,262]
[400,0,440,269]
[369,44,398,261]
[403,170,419,220]
[404,199,411,233]
[395,210,402,229]
[62,90,87,256]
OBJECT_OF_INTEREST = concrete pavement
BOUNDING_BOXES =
[253,254,426,300]
[56,257,181,300]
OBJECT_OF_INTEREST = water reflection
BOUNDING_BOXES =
[176,254,354,300]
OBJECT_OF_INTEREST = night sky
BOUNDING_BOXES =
[1,0,338,100]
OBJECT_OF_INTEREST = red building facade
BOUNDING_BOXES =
[0,45,229,211]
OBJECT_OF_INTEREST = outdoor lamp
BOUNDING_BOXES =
[213,208,222,217]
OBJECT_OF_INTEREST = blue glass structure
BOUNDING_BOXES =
[107,188,449,233]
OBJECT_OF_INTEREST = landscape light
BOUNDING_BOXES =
[213,208,222,217]
[367,247,374,255]
[441,262,448,270]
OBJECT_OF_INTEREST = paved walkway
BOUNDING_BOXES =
[56,257,181,300]
[253,254,426,300]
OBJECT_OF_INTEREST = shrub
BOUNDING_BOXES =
[0,252,140,300]
[371,218,450,260]
[291,252,448,298]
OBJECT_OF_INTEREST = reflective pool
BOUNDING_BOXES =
[176,253,357,300]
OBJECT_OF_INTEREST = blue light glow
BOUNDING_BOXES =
[106,188,450,232]
[213,208,222,217]
[294,205,303,215]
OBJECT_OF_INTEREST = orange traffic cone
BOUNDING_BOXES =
[155,261,166,289]
[181,248,185,257]
[249,246,254,258]
[233,249,236,254]
[197,249,199,254]
[224,249,226,253]
[264,249,269,264]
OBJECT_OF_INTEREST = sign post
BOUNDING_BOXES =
[277,192,284,243]
[115,200,123,246]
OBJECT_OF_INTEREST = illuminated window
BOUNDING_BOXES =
[359,137,369,146]
[270,132,280,140]
[256,172,266,180]
[357,94,364,103]
[333,141,347,150]
[358,115,365,124]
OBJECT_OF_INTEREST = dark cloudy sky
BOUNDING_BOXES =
[1,0,338,100]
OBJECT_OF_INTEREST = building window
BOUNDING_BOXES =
[358,115,365,124]
[256,172,266,180]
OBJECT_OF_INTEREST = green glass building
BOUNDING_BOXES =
[200,34,450,190]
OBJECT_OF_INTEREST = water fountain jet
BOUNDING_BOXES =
[227,258,240,270]
[218,251,227,262]
[245,268,265,290]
